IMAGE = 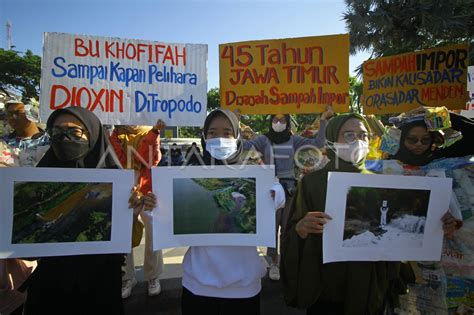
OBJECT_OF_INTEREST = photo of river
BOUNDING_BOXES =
[173,177,256,234]
[12,181,113,244]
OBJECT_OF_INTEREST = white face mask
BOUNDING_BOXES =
[329,140,369,164]
[205,137,238,160]
[272,122,287,133]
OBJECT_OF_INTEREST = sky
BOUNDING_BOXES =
[1,0,370,90]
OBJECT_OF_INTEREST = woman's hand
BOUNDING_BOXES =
[441,211,462,240]
[128,186,142,209]
[295,211,332,239]
[233,109,242,121]
[155,119,166,131]
[320,105,334,121]
[142,192,157,211]
[128,187,157,213]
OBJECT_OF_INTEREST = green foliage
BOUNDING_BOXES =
[13,182,88,232]
[344,0,474,70]
[179,88,221,138]
[214,189,237,212]
[179,126,201,138]
[207,87,220,111]
[193,178,228,190]
[76,233,88,242]
[349,76,363,113]
[0,49,42,99]
[193,178,257,233]
[90,211,107,224]
[12,182,112,244]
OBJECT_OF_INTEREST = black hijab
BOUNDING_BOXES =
[37,107,121,169]
[265,114,292,144]
[201,109,244,165]
[438,112,474,158]
[390,120,436,166]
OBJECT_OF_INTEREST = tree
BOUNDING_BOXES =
[0,49,42,99]
[349,76,363,113]
[207,87,220,111]
[178,87,222,138]
[344,0,474,71]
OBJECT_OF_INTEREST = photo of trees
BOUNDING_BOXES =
[12,181,113,244]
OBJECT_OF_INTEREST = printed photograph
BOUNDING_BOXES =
[12,182,113,244]
[342,186,430,248]
[173,177,256,234]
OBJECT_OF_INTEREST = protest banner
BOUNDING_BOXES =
[219,34,349,114]
[362,44,469,115]
[40,33,208,126]
[461,65,474,118]
[468,66,474,91]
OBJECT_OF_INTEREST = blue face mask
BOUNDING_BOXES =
[205,137,238,160]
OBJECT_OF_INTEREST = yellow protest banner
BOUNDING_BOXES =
[362,44,469,115]
[219,34,349,114]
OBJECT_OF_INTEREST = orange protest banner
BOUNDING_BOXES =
[219,34,349,114]
[362,44,469,114]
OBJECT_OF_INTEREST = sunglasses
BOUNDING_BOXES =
[47,127,88,141]
[405,136,431,145]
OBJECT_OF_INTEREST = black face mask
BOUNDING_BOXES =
[51,138,89,161]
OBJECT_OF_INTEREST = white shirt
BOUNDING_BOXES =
[182,245,267,298]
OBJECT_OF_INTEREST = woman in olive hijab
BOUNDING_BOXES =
[280,113,409,315]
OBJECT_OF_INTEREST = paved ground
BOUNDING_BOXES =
[123,245,305,315]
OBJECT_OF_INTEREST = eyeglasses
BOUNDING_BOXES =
[342,131,370,144]
[405,136,431,145]
[47,127,88,141]
[6,110,26,118]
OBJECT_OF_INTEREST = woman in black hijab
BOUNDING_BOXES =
[390,112,474,166]
[24,107,129,314]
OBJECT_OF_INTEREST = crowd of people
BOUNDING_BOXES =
[0,97,473,314]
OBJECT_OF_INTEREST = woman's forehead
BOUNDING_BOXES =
[273,114,286,120]
[52,113,85,128]
[208,115,233,129]
[407,126,429,136]
[339,118,367,132]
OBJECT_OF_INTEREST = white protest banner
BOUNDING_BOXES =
[461,66,474,118]
[468,66,474,91]
[40,32,208,126]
